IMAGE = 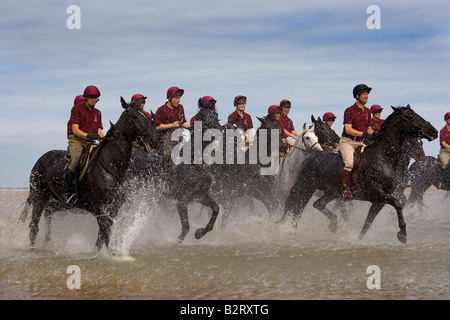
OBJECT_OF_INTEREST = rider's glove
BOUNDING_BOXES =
[362,132,373,140]
[87,133,100,140]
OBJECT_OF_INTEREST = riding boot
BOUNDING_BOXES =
[341,169,353,200]
[61,169,75,209]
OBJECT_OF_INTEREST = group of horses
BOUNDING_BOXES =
[19,99,446,251]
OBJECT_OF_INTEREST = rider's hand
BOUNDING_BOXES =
[87,133,100,140]
[362,132,373,140]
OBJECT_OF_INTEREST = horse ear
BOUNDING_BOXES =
[406,104,411,108]
[310,123,315,132]
[121,96,129,110]
[391,106,397,112]
[151,111,155,119]
[318,117,323,123]
[303,122,307,131]
[257,116,264,123]
[311,115,316,123]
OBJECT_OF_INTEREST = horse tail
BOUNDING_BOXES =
[18,195,31,224]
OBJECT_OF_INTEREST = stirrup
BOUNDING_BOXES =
[62,194,77,209]
[342,190,352,200]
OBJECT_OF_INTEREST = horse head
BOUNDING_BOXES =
[298,123,322,152]
[311,114,340,148]
[117,96,159,151]
[389,105,438,142]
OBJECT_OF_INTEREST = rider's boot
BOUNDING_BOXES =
[61,169,75,209]
[341,169,353,200]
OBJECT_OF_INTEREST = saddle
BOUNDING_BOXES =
[76,143,100,181]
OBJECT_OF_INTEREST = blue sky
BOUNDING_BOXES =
[1,0,449,188]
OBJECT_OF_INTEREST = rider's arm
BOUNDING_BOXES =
[72,124,89,139]
[344,124,365,137]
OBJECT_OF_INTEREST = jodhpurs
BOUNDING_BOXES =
[339,136,365,171]
[68,134,92,172]
[439,147,450,169]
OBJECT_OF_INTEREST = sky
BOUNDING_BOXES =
[1,0,449,188]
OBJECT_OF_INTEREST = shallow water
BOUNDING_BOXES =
[0,189,449,300]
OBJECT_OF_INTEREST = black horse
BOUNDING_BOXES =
[124,100,240,242]
[19,98,159,250]
[407,155,450,209]
[311,115,340,152]
[280,106,438,243]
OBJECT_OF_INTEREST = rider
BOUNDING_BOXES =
[267,104,288,155]
[61,85,104,208]
[154,86,191,159]
[322,112,339,152]
[439,112,450,169]
[338,84,374,200]
[278,99,300,146]
[131,94,152,153]
[368,104,385,133]
[228,95,254,144]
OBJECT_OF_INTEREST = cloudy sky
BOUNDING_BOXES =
[1,0,449,188]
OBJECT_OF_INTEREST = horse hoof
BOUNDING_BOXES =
[195,228,205,239]
[397,232,407,244]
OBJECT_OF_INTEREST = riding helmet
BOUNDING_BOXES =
[167,86,184,100]
[83,85,101,97]
[353,84,372,98]
[234,95,247,106]
[199,96,216,108]
[131,94,147,102]
[445,112,450,121]
[268,105,282,114]
[74,95,84,105]
[323,112,336,121]
[280,99,291,108]
[370,105,383,114]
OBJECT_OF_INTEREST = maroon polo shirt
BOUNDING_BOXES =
[440,125,450,147]
[190,114,197,127]
[278,114,295,139]
[369,118,385,133]
[143,110,152,122]
[228,111,253,132]
[68,102,103,138]
[342,103,371,138]
[154,103,187,133]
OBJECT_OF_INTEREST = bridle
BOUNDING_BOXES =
[397,108,433,139]
[291,130,320,152]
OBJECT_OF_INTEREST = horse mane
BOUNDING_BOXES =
[369,105,408,144]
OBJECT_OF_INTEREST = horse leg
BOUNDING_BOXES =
[220,202,234,229]
[43,201,59,242]
[312,194,338,232]
[195,194,220,240]
[44,208,52,242]
[176,201,190,243]
[359,202,386,241]
[29,200,48,249]
[279,186,315,228]
[386,196,407,243]
[95,215,114,251]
